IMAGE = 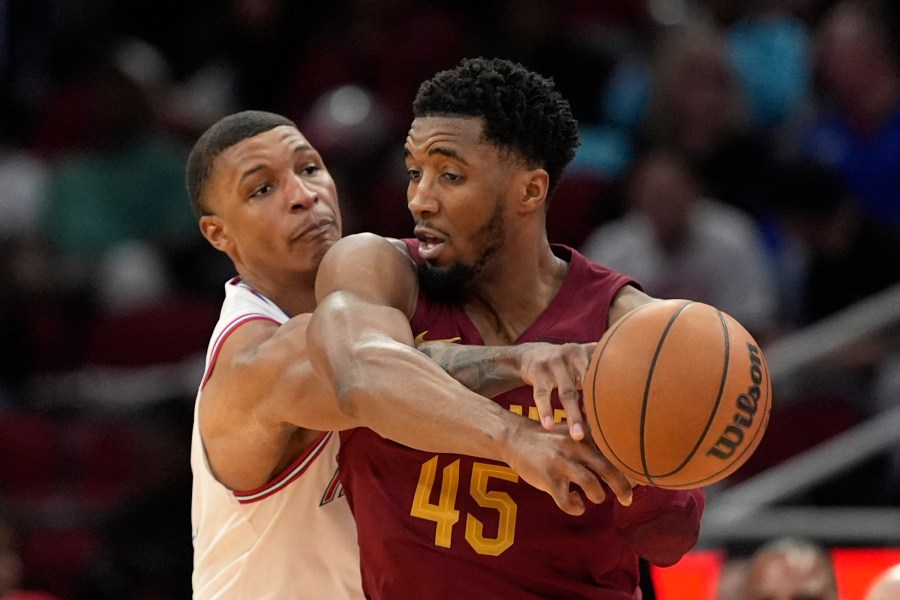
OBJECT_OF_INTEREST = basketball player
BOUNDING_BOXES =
[307,58,705,598]
[865,564,900,600]
[741,537,838,600]
[187,111,635,599]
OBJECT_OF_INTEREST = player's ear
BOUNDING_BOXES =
[199,215,231,253]
[518,168,549,215]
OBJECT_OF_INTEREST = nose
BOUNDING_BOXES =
[288,173,318,210]
[407,176,439,220]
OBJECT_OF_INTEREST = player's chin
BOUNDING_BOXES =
[296,237,337,266]
[423,256,451,270]
[307,232,340,251]
[432,245,470,269]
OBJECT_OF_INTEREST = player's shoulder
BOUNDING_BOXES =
[568,244,627,278]
[385,236,413,258]
[324,233,415,270]
[329,231,391,249]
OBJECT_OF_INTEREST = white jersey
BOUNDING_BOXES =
[191,277,363,600]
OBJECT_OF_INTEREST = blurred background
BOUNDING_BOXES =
[0,0,898,598]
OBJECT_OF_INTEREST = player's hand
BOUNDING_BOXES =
[515,342,596,441]
[503,421,634,516]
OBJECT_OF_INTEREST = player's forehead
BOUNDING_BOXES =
[404,116,488,161]
[216,125,312,174]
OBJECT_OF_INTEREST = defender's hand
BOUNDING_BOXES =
[516,342,596,441]
[503,421,633,515]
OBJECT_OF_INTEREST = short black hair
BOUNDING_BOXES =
[412,57,580,199]
[186,110,296,217]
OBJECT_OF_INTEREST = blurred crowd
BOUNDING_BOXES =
[1,0,899,598]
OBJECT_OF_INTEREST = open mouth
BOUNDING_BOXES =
[415,228,447,261]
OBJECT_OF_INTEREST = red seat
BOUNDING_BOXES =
[0,411,59,501]
[83,296,219,368]
[66,416,136,507]
[21,526,99,599]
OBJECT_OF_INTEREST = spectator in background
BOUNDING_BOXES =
[0,502,60,600]
[770,158,900,327]
[794,0,900,227]
[0,136,48,245]
[770,157,900,504]
[741,537,838,600]
[865,564,900,600]
[640,19,775,220]
[581,149,779,343]
[0,118,50,403]
[725,0,812,130]
[23,50,227,399]
[37,62,196,275]
[277,0,470,239]
[715,555,751,600]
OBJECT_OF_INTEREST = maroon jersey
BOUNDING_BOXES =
[338,242,704,600]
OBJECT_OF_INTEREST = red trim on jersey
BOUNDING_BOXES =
[233,432,333,504]
[200,314,279,390]
[231,276,279,308]
[320,467,344,506]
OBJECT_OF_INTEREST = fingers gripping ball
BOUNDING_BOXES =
[583,300,772,489]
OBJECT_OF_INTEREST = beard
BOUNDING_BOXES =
[417,200,506,305]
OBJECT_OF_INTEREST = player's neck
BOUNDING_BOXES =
[465,243,567,344]
[238,272,318,317]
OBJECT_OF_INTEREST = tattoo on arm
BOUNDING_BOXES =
[417,342,521,397]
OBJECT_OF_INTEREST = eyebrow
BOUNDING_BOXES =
[237,144,313,184]
[403,145,469,165]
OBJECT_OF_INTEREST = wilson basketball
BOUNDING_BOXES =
[583,299,771,489]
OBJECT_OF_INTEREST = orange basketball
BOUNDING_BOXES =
[583,299,772,489]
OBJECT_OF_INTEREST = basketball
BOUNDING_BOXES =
[583,299,771,489]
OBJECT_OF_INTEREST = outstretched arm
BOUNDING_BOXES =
[419,284,660,437]
[425,326,705,566]
[418,340,596,438]
[307,233,635,513]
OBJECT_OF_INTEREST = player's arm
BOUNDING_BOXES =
[198,312,345,491]
[307,233,635,513]
[417,340,596,439]
[613,486,705,567]
[417,285,662,440]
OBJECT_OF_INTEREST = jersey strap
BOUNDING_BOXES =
[200,313,278,390]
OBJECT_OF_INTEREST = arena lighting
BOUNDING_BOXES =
[325,85,373,127]
[648,0,687,26]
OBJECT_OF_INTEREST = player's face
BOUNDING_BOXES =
[200,126,341,282]
[744,553,837,600]
[630,155,696,248]
[404,116,521,297]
